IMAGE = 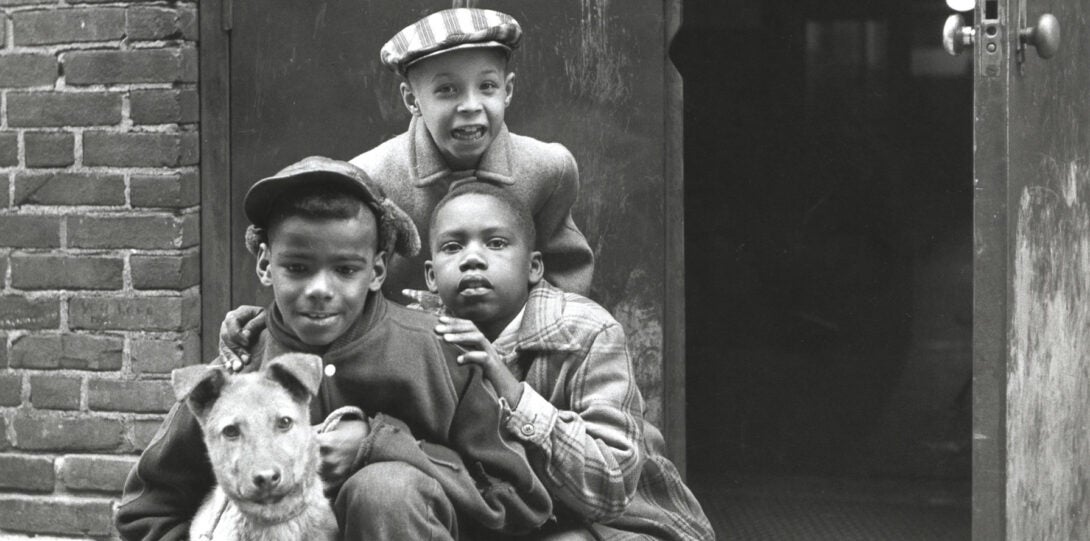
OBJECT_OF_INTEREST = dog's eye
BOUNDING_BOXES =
[276,416,294,430]
[222,425,240,439]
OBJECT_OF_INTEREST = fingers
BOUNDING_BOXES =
[455,351,491,366]
[240,311,267,342]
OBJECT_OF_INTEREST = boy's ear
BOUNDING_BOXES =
[256,243,272,286]
[424,260,439,293]
[400,82,421,116]
[265,353,323,403]
[528,250,544,286]
[171,364,228,425]
[503,72,516,108]
[369,250,387,292]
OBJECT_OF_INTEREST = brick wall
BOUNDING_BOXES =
[0,0,198,538]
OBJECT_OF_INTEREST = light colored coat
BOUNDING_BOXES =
[351,117,594,299]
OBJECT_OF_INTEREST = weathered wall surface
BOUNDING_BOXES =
[0,1,198,538]
[1008,160,1090,540]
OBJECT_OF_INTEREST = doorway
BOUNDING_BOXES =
[678,1,972,538]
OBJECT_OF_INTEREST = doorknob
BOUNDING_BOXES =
[943,14,976,56]
[1019,14,1060,59]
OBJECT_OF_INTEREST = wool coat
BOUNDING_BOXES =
[115,293,552,540]
[350,117,594,300]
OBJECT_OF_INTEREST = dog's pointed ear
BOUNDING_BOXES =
[265,353,323,403]
[171,363,228,424]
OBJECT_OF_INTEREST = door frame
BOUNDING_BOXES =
[198,1,689,471]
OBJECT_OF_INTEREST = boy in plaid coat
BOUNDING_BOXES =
[427,182,713,540]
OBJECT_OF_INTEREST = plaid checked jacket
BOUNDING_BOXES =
[495,282,714,540]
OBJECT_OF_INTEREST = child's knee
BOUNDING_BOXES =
[338,462,449,515]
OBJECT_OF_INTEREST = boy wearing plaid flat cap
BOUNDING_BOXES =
[354,7,594,302]
[117,156,552,540]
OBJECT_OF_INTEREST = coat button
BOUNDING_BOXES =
[324,364,336,377]
[520,424,535,437]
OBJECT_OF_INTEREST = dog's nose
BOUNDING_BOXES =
[253,469,281,490]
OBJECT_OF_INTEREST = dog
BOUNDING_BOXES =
[171,353,338,541]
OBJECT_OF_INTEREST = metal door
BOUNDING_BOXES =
[965,0,1090,538]
[200,1,686,462]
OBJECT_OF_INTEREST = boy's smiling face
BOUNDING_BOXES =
[402,48,514,171]
[426,193,542,340]
[257,209,386,346]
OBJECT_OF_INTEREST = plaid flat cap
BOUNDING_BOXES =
[244,156,421,258]
[380,8,522,76]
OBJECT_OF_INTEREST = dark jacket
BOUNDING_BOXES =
[116,293,552,540]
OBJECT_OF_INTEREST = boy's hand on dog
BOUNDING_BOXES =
[218,305,266,372]
[435,316,524,408]
[316,419,369,493]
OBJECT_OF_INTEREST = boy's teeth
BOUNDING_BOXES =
[452,127,485,140]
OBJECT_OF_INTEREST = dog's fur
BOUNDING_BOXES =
[171,353,338,541]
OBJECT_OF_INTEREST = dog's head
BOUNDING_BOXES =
[171,353,324,522]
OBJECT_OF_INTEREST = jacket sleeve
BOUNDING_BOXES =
[503,323,644,522]
[115,402,215,541]
[352,395,553,534]
[536,146,595,296]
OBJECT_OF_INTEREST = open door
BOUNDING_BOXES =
[966,0,1090,538]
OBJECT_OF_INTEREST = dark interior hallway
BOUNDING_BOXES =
[676,1,973,537]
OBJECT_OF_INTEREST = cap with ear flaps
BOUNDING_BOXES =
[243,156,421,259]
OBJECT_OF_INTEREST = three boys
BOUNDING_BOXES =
[120,7,711,541]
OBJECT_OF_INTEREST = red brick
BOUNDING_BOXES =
[12,412,124,451]
[132,418,163,451]
[68,214,185,249]
[181,212,199,247]
[0,215,61,247]
[15,171,125,206]
[0,495,114,536]
[132,333,198,375]
[0,332,7,368]
[0,132,17,167]
[83,130,198,166]
[58,454,135,492]
[30,374,81,410]
[0,296,60,329]
[7,91,122,127]
[132,252,199,289]
[0,454,54,492]
[0,54,56,88]
[11,333,123,371]
[131,170,199,208]
[130,88,198,124]
[64,47,197,85]
[13,8,125,46]
[69,295,199,331]
[11,254,123,290]
[0,417,7,450]
[0,0,59,5]
[24,131,74,167]
[89,379,173,413]
[0,374,22,406]
[126,6,197,41]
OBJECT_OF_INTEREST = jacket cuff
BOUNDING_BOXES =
[502,383,556,446]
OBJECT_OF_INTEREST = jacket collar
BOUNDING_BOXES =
[409,116,515,187]
[266,291,389,357]
[509,281,581,353]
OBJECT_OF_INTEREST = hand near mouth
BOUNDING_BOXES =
[435,316,523,408]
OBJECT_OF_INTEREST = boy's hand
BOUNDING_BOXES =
[402,289,445,315]
[316,418,369,494]
[218,305,266,372]
[435,316,524,408]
